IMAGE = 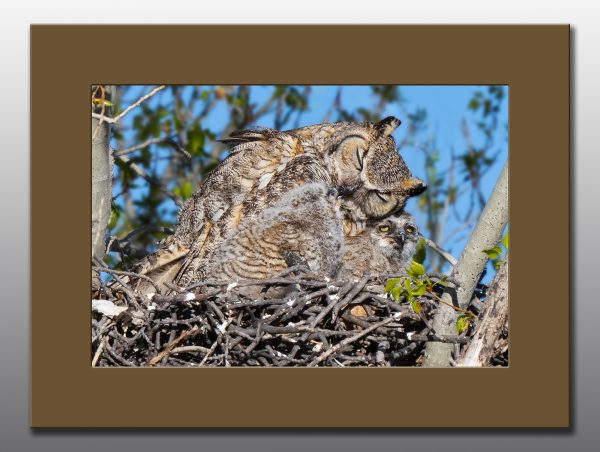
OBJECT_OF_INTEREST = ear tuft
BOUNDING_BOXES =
[376,116,401,137]
[401,178,427,196]
[218,129,271,146]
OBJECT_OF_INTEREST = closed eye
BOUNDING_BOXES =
[355,147,364,170]
[375,191,390,202]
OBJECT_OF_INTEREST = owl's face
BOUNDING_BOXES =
[314,117,426,221]
[368,213,419,261]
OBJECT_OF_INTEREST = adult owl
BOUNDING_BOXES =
[337,212,420,281]
[132,117,425,291]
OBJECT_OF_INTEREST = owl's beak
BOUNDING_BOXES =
[395,231,406,247]
[336,182,361,198]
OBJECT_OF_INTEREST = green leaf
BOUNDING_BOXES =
[390,286,401,302]
[432,276,448,288]
[456,315,470,334]
[468,99,480,111]
[413,238,426,264]
[410,300,421,314]
[409,261,425,276]
[384,278,400,294]
[502,231,509,250]
[412,284,427,297]
[404,278,411,293]
[108,204,120,229]
[483,246,502,259]
[180,181,193,199]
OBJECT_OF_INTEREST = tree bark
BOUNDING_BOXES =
[91,86,115,262]
[423,160,508,367]
[458,257,509,366]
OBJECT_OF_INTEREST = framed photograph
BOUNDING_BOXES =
[31,25,569,427]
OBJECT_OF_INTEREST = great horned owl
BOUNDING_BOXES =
[337,212,419,281]
[204,183,344,282]
[132,117,425,291]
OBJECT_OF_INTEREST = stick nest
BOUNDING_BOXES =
[91,269,477,367]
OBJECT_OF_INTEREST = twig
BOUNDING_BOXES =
[148,325,199,365]
[308,317,394,367]
[115,153,183,207]
[92,85,165,125]
[112,136,192,159]
[199,340,220,366]
[420,235,458,266]
[95,266,162,294]
[112,136,171,157]
[171,345,211,355]
[92,338,105,367]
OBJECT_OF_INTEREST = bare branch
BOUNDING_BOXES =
[112,136,190,159]
[420,235,458,266]
[95,266,162,295]
[91,85,165,124]
[115,153,183,207]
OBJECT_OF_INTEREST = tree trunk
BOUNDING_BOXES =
[458,257,509,366]
[423,160,509,367]
[91,86,115,263]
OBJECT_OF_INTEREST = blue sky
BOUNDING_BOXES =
[114,85,508,280]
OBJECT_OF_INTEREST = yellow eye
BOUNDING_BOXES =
[404,225,416,234]
[379,225,390,232]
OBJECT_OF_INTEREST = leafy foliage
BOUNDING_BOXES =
[484,230,509,270]
[383,261,447,314]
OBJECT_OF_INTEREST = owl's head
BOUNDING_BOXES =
[367,212,419,263]
[220,116,426,223]
[300,116,426,221]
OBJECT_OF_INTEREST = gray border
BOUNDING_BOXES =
[3,1,598,450]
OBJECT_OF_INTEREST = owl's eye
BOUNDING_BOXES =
[333,136,368,173]
[375,191,390,202]
[404,224,416,234]
[355,147,365,170]
[378,225,390,232]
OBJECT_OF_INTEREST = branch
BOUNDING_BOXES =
[95,266,162,295]
[423,159,508,367]
[115,153,183,207]
[420,235,458,266]
[91,85,165,124]
[112,136,191,159]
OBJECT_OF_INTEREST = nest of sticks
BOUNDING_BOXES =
[91,267,483,367]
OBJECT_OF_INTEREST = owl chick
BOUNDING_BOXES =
[337,212,419,281]
[204,182,344,282]
[132,117,425,291]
